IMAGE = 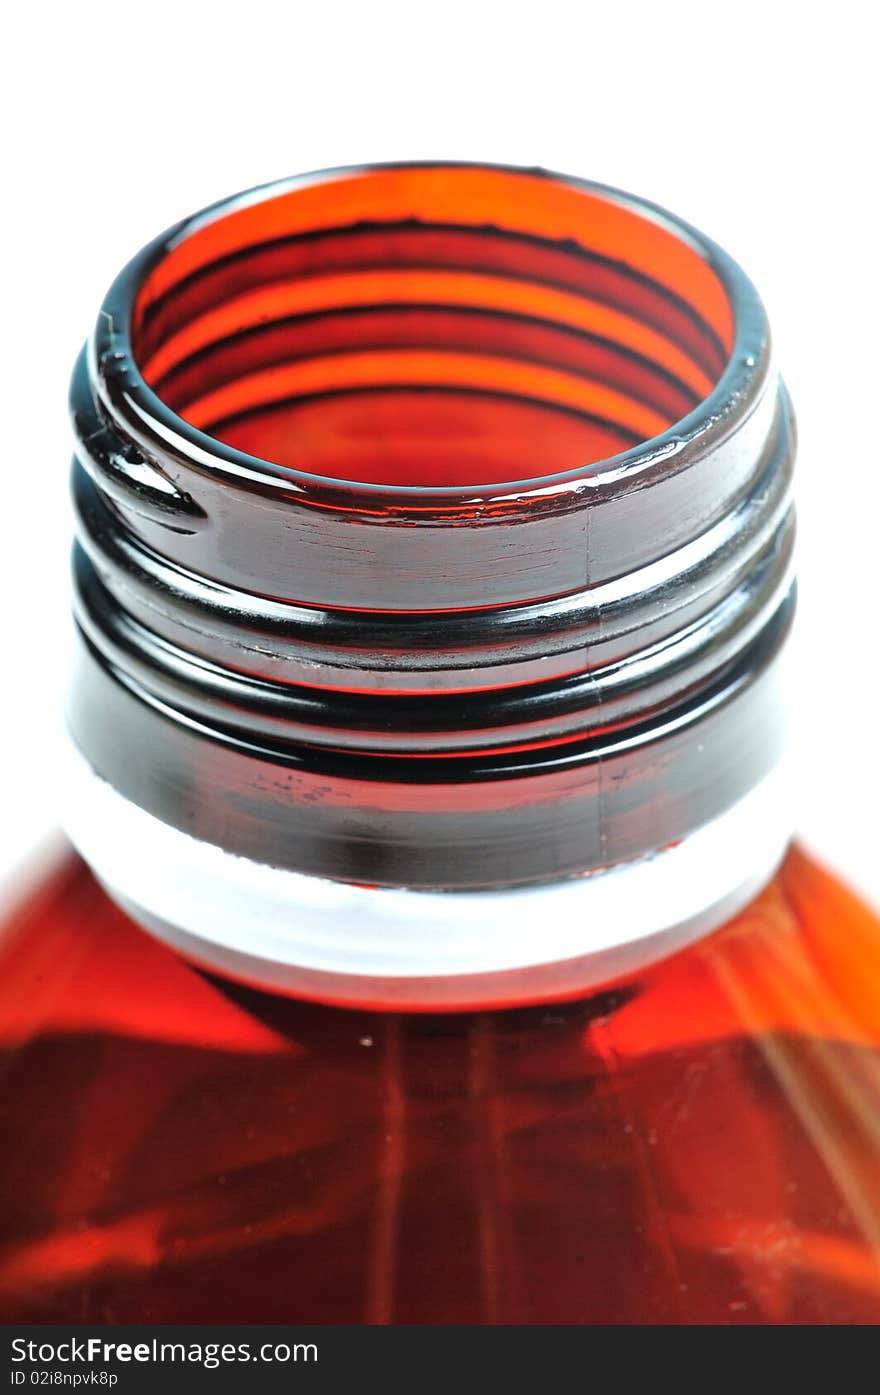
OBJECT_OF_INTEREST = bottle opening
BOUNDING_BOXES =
[69,162,794,1004]
[130,165,735,489]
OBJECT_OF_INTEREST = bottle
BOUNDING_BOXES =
[1,162,879,1325]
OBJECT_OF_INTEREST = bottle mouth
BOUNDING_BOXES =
[80,162,780,616]
[68,162,795,898]
[121,163,739,494]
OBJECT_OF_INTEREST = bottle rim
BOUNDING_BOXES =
[90,160,769,506]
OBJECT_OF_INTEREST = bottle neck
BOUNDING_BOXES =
[64,163,797,1006]
[60,738,792,1011]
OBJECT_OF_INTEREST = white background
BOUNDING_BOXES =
[1,0,877,901]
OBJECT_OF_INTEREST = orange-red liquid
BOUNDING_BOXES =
[2,841,880,1324]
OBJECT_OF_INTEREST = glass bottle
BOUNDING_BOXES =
[1,163,879,1324]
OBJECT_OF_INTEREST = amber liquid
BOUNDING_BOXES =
[1,842,880,1324]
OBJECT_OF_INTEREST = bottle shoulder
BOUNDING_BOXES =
[1,840,879,1323]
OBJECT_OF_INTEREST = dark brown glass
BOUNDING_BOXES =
[2,164,875,1326]
[70,164,792,905]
